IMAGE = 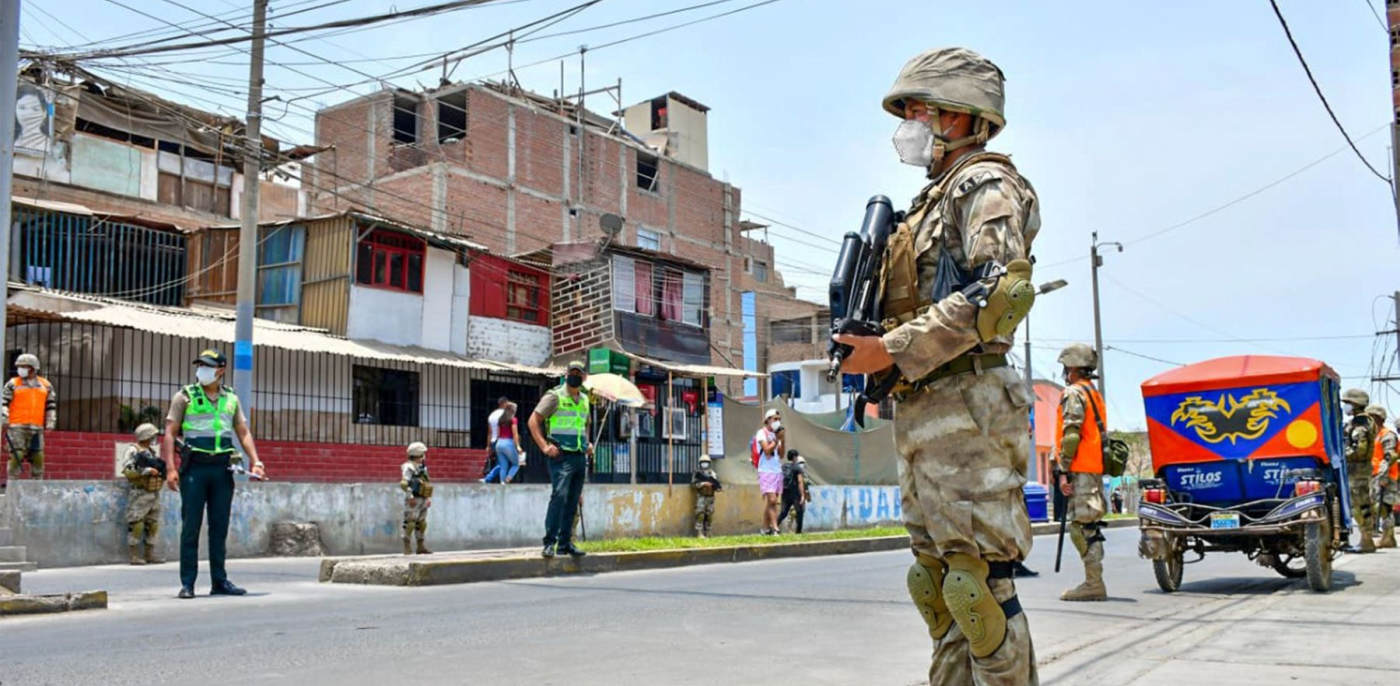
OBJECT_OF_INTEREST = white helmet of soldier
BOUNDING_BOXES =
[1342,388,1370,410]
[1366,404,1388,424]
[1057,343,1097,371]
[699,456,711,466]
[15,353,39,372]
[406,441,428,458]
[134,423,159,442]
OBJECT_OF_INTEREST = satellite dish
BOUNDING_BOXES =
[600,213,624,237]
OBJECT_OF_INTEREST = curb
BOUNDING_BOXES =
[322,518,1140,587]
[0,590,107,617]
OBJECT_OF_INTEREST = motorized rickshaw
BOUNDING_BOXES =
[1136,355,1350,592]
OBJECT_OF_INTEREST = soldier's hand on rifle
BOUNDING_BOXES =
[1058,472,1074,497]
[830,334,894,374]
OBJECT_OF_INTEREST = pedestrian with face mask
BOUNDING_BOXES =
[753,409,784,535]
[2,352,56,487]
[832,47,1041,685]
[529,361,593,558]
[164,349,265,599]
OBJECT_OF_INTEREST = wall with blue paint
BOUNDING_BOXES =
[5,481,909,568]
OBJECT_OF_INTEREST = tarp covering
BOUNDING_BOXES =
[712,396,898,486]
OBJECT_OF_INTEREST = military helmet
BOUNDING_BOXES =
[406,441,428,457]
[1342,388,1370,408]
[1057,343,1097,370]
[15,353,39,370]
[699,456,712,466]
[134,423,159,442]
[1367,404,1388,423]
[883,47,1006,137]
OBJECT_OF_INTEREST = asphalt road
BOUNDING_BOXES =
[5,528,1400,686]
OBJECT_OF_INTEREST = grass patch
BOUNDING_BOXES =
[575,525,908,553]
[1104,513,1138,520]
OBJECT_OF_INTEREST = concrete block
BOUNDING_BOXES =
[0,546,26,562]
[0,569,18,593]
[267,521,325,557]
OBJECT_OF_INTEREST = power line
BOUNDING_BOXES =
[1268,0,1390,184]
[1105,346,1182,367]
[1363,0,1388,32]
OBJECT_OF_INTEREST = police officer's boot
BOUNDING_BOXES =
[129,544,146,565]
[402,537,413,555]
[1360,514,1378,553]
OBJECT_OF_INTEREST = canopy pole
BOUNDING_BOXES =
[667,370,675,493]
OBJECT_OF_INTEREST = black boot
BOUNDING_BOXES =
[541,543,556,558]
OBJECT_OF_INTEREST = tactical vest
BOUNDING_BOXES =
[1057,380,1105,475]
[1348,415,1377,465]
[879,151,1016,329]
[547,387,590,452]
[8,376,51,427]
[1374,428,1399,480]
[182,384,239,455]
[407,462,433,497]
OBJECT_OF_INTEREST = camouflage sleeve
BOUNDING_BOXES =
[1382,433,1400,476]
[44,380,56,429]
[0,379,12,423]
[120,446,143,482]
[1347,422,1373,462]
[1057,388,1086,470]
[400,462,414,493]
[881,167,1040,380]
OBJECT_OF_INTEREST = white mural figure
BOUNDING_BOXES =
[14,83,52,154]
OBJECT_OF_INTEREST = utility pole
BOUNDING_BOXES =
[234,0,267,414]
[1090,232,1122,405]
[0,1,21,364]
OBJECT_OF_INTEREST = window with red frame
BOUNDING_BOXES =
[506,269,546,324]
[356,229,425,293]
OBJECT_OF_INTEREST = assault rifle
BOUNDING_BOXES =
[827,196,900,427]
[133,449,167,479]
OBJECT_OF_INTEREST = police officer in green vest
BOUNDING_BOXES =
[528,360,594,558]
[162,349,265,599]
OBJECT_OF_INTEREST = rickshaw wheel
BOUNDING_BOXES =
[1304,519,1333,592]
[1153,542,1184,592]
[1267,552,1307,579]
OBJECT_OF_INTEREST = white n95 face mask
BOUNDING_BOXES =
[892,119,938,168]
[195,366,218,385]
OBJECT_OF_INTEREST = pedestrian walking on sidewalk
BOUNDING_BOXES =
[777,452,809,534]
[529,361,593,559]
[3,352,56,486]
[400,442,433,555]
[121,423,166,565]
[483,396,522,484]
[164,349,265,599]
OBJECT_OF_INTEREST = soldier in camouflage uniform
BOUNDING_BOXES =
[692,456,722,538]
[1368,405,1398,549]
[834,47,1041,686]
[1054,344,1108,602]
[120,423,165,565]
[3,353,56,483]
[1343,389,1378,553]
[400,442,433,555]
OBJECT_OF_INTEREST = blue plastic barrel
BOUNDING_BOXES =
[1023,482,1050,523]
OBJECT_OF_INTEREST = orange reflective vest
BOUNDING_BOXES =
[7,376,51,427]
[1373,427,1399,480]
[1057,380,1104,475]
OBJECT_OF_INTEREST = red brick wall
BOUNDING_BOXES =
[3,431,489,483]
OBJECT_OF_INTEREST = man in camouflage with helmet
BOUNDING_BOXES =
[1342,389,1379,553]
[1367,405,1398,549]
[400,442,433,555]
[1054,343,1108,602]
[834,47,1041,685]
[121,422,166,565]
[3,352,56,483]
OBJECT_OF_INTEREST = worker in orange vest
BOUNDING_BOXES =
[1055,343,1108,602]
[3,353,56,485]
[1368,405,1398,549]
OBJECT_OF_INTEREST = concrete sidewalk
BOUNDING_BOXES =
[321,517,1139,586]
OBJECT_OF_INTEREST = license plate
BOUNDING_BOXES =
[1210,512,1241,530]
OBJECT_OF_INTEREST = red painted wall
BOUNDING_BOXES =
[2,431,490,483]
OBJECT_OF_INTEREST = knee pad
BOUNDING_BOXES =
[942,553,1008,659]
[146,521,160,539]
[906,554,952,641]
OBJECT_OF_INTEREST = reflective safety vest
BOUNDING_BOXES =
[546,387,590,452]
[8,376,51,427]
[182,384,239,455]
[1373,428,1399,480]
[1057,380,1104,475]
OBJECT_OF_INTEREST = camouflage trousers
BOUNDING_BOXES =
[1348,462,1375,545]
[125,488,162,546]
[5,425,44,478]
[895,366,1037,686]
[1067,472,1106,578]
[694,494,715,534]
[402,498,429,538]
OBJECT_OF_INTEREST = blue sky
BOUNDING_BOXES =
[24,0,1400,429]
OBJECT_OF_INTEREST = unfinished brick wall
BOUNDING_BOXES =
[551,257,613,360]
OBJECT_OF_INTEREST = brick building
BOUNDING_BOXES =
[305,81,810,389]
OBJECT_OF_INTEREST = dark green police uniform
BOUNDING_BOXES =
[171,381,243,589]
[539,385,589,550]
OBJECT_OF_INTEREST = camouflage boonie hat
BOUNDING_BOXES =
[883,47,1006,137]
[134,423,159,442]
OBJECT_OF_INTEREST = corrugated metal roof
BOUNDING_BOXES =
[205,210,489,252]
[8,287,561,377]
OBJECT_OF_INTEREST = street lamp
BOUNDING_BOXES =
[1090,232,1123,405]
[1024,278,1068,484]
